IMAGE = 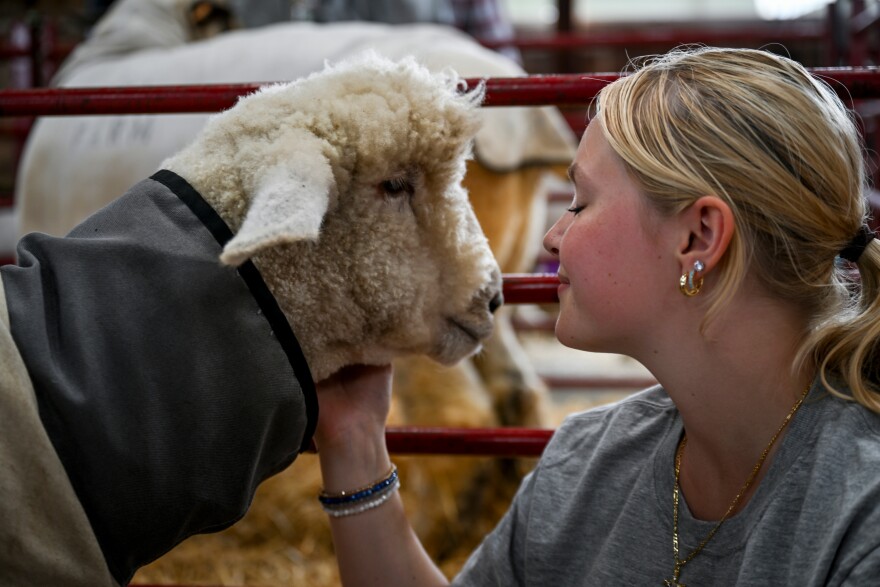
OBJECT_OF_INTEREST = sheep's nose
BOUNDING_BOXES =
[489,292,503,314]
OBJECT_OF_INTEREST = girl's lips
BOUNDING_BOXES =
[557,273,570,296]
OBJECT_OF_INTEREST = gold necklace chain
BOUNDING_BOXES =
[664,382,812,587]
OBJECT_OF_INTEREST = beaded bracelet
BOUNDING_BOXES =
[319,465,400,518]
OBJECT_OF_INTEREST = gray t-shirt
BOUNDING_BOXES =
[454,385,880,586]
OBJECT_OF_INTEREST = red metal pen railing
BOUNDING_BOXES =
[386,426,553,457]
[499,273,559,304]
[481,23,827,51]
[301,427,554,457]
[0,75,609,116]
[2,68,879,117]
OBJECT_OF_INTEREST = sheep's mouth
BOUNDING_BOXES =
[447,318,490,343]
[431,317,493,365]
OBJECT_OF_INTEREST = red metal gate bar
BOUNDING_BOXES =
[0,260,559,305]
[0,82,261,117]
[388,426,553,457]
[542,375,657,390]
[0,75,610,116]
[303,427,554,457]
[2,68,878,116]
[0,262,558,303]
[0,23,824,70]
[481,23,826,51]
[0,23,824,61]
[500,273,558,304]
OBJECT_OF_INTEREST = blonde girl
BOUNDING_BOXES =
[314,46,880,586]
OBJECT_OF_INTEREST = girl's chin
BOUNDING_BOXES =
[554,323,605,354]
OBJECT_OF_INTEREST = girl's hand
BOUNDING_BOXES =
[313,364,393,457]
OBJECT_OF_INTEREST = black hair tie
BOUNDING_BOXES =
[839,225,876,263]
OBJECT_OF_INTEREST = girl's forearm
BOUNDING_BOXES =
[318,441,449,587]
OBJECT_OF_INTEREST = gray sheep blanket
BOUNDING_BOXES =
[0,171,315,586]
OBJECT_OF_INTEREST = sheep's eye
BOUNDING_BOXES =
[381,177,414,198]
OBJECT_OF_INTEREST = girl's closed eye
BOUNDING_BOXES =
[567,204,586,216]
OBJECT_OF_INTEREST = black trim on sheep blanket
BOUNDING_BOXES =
[152,168,318,453]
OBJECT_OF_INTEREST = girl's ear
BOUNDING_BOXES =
[675,195,735,274]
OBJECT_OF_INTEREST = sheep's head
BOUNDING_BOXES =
[177,54,503,381]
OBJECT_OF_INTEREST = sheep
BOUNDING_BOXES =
[0,53,503,586]
[165,53,504,379]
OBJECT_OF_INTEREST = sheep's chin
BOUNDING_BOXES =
[428,318,491,365]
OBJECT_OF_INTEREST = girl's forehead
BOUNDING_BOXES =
[575,121,628,179]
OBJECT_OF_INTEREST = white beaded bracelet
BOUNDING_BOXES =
[322,477,400,518]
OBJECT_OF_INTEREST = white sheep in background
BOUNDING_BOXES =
[0,53,502,586]
[15,5,574,242]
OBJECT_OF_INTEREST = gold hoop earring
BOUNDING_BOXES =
[679,260,704,297]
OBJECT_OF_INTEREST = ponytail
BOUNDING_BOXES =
[806,241,880,413]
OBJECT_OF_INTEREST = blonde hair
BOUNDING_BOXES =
[597,46,880,412]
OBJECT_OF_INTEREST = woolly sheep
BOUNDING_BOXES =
[162,54,503,379]
[0,53,502,586]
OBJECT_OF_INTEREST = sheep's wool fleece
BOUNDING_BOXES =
[0,170,317,585]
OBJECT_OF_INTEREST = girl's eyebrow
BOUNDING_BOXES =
[568,163,597,192]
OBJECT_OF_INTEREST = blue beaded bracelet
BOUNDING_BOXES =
[318,466,400,517]
[321,477,400,517]
[319,467,398,506]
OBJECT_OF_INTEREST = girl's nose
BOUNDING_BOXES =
[543,218,564,257]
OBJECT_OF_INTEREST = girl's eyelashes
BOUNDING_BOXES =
[567,204,586,216]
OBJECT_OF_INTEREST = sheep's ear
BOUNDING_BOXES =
[220,158,334,266]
